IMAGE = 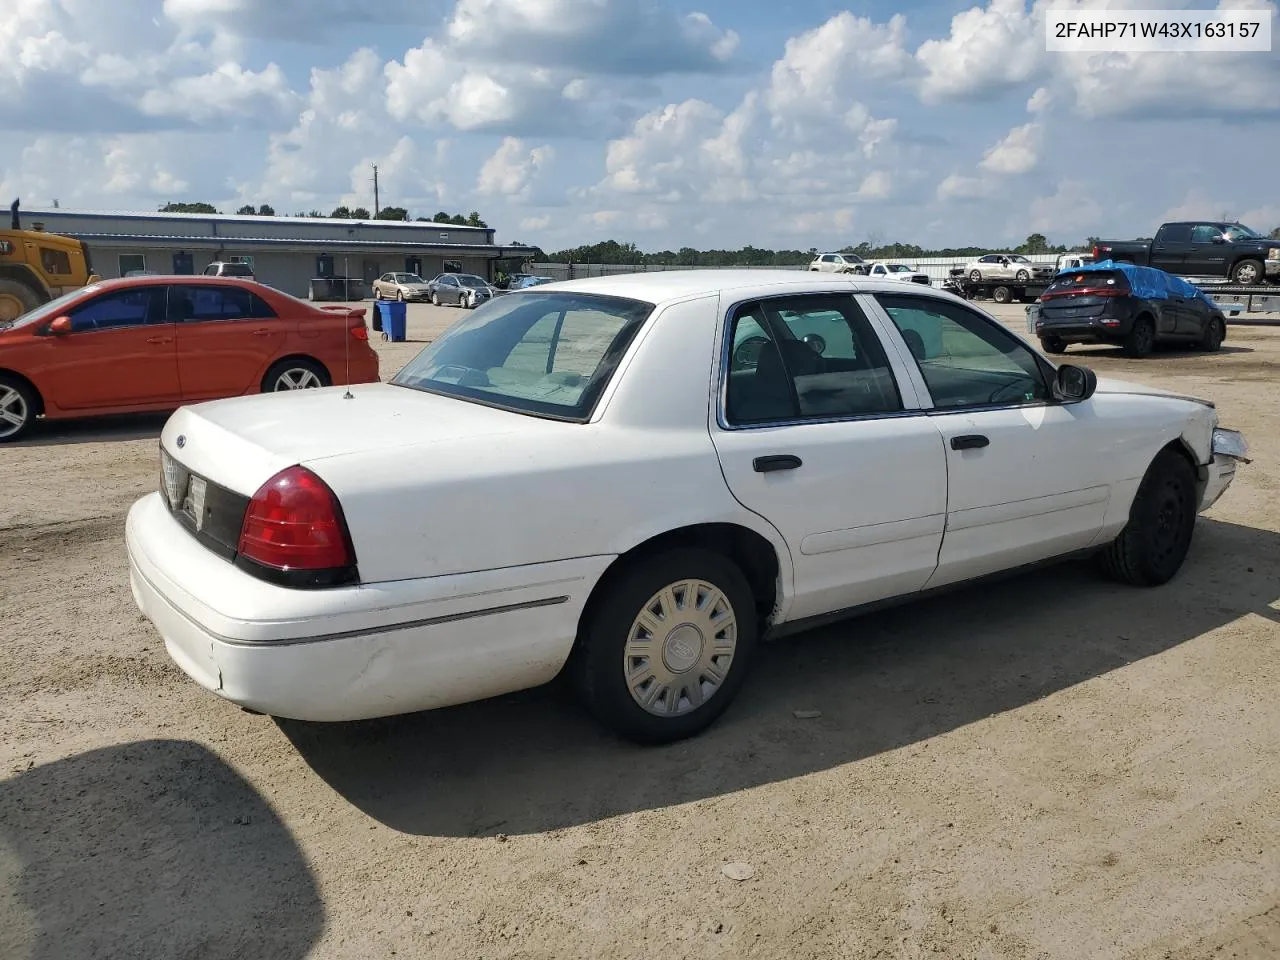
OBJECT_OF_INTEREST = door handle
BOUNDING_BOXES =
[753,455,803,473]
[145,336,173,344]
[950,434,989,450]
[251,328,273,336]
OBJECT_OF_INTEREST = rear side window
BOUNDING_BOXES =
[1044,271,1129,296]
[169,285,276,322]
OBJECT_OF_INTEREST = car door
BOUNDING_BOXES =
[170,284,282,400]
[710,293,948,622]
[374,273,392,297]
[444,276,464,303]
[37,286,179,410]
[865,291,1114,589]
[1149,224,1190,273]
[1187,224,1227,277]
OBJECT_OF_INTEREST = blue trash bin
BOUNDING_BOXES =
[377,301,406,342]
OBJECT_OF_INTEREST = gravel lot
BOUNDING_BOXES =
[2,300,1277,960]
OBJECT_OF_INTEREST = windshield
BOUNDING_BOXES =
[391,291,654,420]
[2,285,98,330]
[1222,223,1261,240]
[887,264,911,273]
[1009,255,1030,263]
[457,275,488,288]
[397,274,425,283]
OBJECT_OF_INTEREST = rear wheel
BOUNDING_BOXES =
[1124,315,1155,358]
[969,269,982,282]
[992,285,1012,304]
[1040,335,1067,354]
[0,375,38,443]
[572,548,758,744]
[0,279,42,323]
[1097,449,1197,586]
[263,358,330,392]
[1200,315,1225,352]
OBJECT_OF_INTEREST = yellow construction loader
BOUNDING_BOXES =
[0,199,101,322]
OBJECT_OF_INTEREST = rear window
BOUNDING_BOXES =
[392,292,654,421]
[220,263,254,276]
[1044,270,1129,295]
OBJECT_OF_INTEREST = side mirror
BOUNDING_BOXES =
[802,333,826,355]
[48,316,73,336]
[1211,235,1227,244]
[1052,363,1097,403]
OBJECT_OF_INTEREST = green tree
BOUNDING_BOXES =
[466,211,488,228]
[350,207,370,219]
[432,211,453,223]
[307,209,323,217]
[160,201,219,214]
[376,206,409,221]
[258,203,275,216]
[1017,233,1051,255]
[236,204,256,215]
[449,214,467,225]
[330,205,352,218]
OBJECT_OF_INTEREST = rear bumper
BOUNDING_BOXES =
[1034,316,1130,343]
[125,493,612,721]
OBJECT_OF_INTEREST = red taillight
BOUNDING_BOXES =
[1092,245,1101,259]
[237,466,355,574]
[350,322,369,341]
[1041,286,1125,301]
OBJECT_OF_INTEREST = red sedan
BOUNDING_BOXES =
[0,276,380,441]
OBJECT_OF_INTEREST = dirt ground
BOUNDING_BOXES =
[1,299,1277,960]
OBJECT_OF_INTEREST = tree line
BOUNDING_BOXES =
[158,201,487,227]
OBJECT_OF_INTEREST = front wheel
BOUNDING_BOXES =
[1231,259,1263,286]
[0,375,38,443]
[430,292,439,306]
[1201,315,1225,352]
[397,289,405,302]
[1015,269,1030,281]
[1097,449,1198,586]
[572,548,758,744]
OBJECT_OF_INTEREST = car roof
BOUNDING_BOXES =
[530,269,958,305]
[87,275,265,289]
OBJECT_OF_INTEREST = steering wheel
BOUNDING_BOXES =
[988,377,1033,404]
[733,336,770,369]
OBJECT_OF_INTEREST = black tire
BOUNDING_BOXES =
[261,358,331,393]
[0,374,38,443]
[1231,259,1263,286]
[1200,315,1225,352]
[0,278,43,323]
[1124,315,1155,358]
[1040,335,1067,354]
[1015,269,1030,281]
[397,289,405,302]
[572,548,758,744]
[968,269,982,282]
[1097,449,1198,586]
[430,292,439,306]
[992,285,1012,304]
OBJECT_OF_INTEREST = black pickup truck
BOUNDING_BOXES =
[1093,221,1280,286]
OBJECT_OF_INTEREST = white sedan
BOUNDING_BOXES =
[126,271,1248,744]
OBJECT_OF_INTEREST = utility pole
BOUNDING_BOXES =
[372,163,379,219]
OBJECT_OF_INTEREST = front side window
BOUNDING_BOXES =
[1190,225,1222,243]
[392,292,653,420]
[40,247,72,276]
[724,295,902,425]
[821,255,836,263]
[67,287,163,332]
[457,275,488,288]
[874,293,1049,409]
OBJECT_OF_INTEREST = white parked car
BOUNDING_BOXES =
[962,254,1055,283]
[1057,253,1096,272]
[126,271,1248,744]
[808,252,867,274]
[866,262,932,285]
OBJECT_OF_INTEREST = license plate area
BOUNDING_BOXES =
[158,445,250,560]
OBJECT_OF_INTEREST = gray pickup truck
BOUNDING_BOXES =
[1093,221,1279,286]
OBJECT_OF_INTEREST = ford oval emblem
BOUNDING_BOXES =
[176,435,186,448]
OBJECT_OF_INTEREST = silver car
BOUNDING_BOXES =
[372,272,433,301]
[426,273,497,308]
[807,252,867,274]
[962,254,1055,283]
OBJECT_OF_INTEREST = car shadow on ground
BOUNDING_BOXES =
[282,518,1280,839]
[12,412,170,447]
[0,739,324,960]
[1063,344,1254,361]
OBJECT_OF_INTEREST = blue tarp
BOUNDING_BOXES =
[1058,259,1214,306]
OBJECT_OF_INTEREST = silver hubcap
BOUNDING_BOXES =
[0,387,28,438]
[275,368,322,390]
[1238,265,1259,283]
[624,579,737,717]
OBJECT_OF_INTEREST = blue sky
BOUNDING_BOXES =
[3,0,1278,253]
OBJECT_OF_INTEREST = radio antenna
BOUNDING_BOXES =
[342,254,353,399]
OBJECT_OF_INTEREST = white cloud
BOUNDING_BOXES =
[856,171,893,201]
[477,137,554,197]
[979,122,1041,176]
[519,215,551,231]
[139,61,298,124]
[786,208,856,236]
[1026,86,1053,115]
[916,0,1042,103]
[936,174,996,202]
[1029,180,1103,234]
